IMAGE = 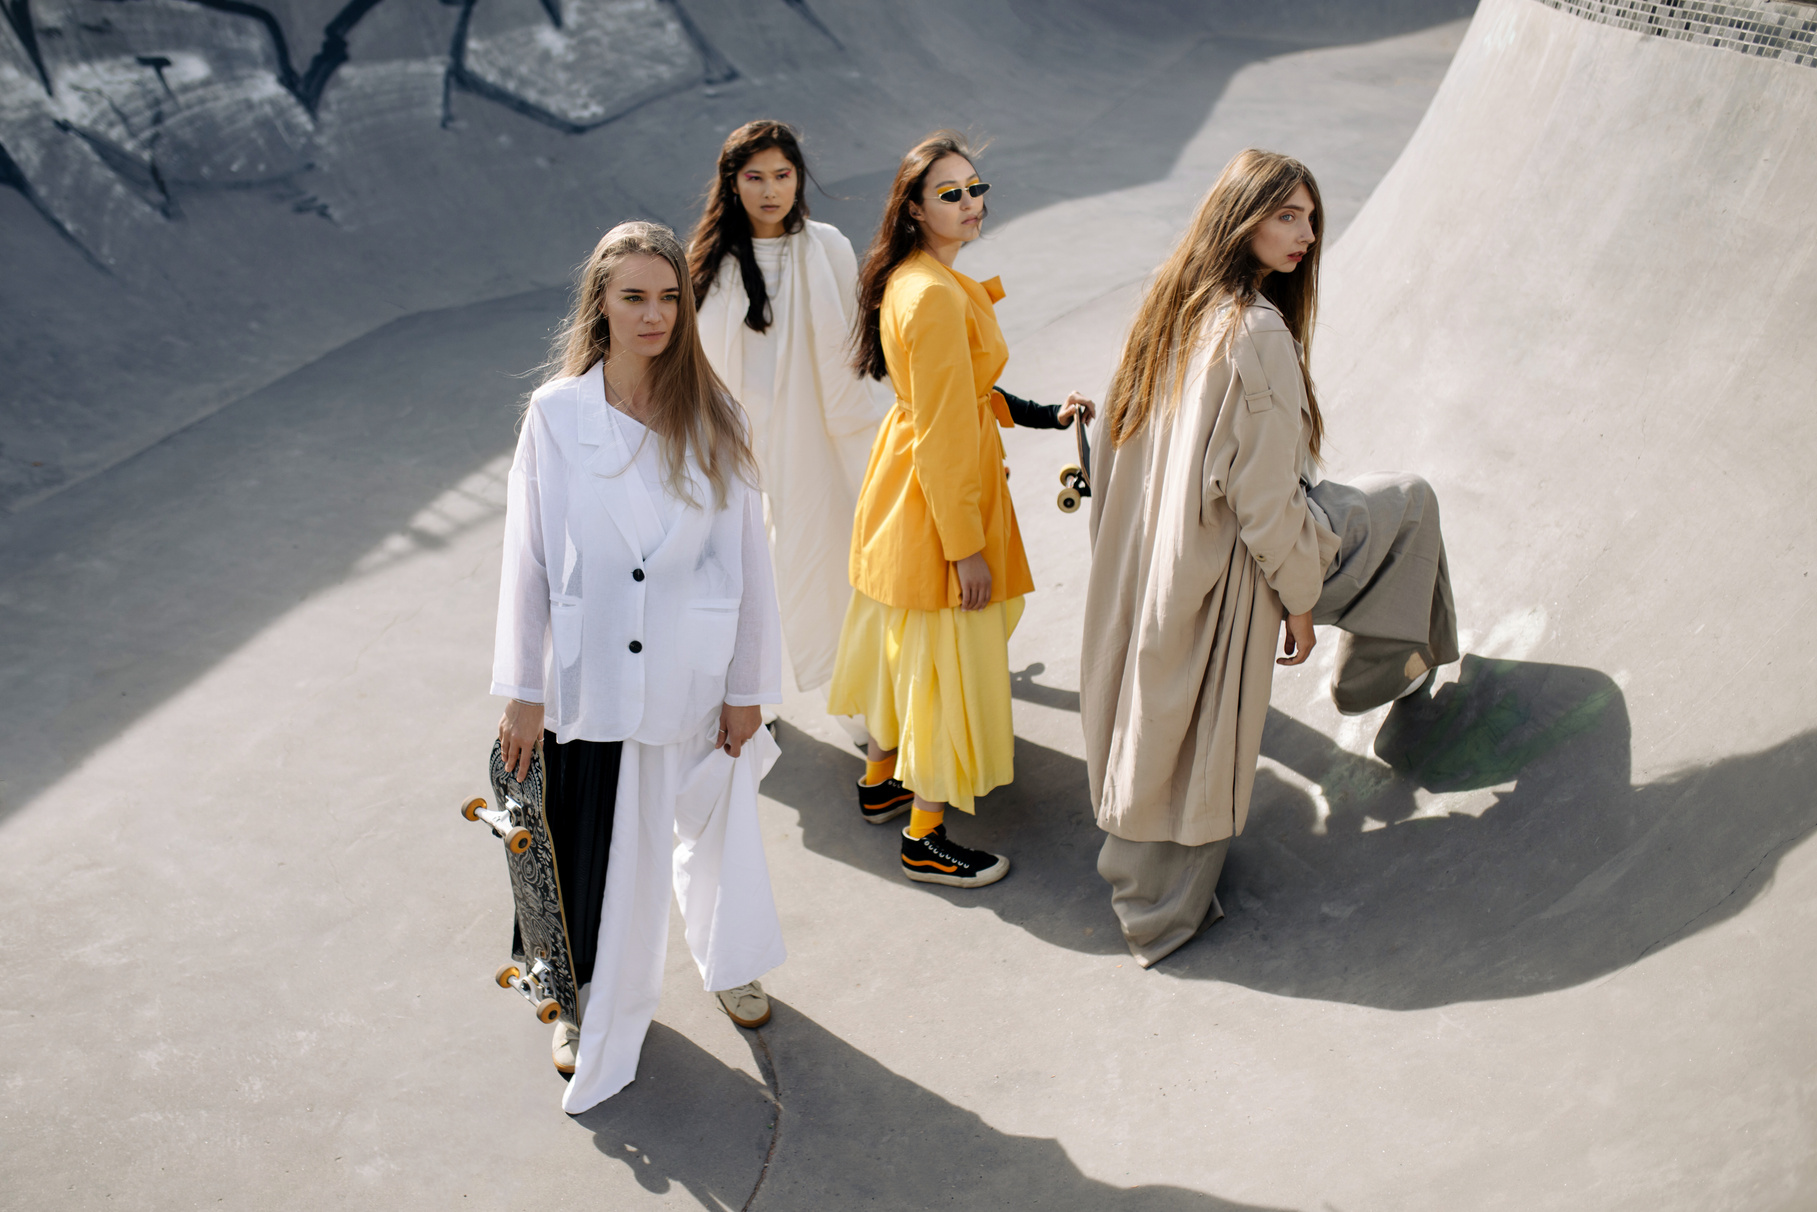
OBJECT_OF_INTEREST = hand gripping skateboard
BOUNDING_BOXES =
[1056,416,1092,513]
[461,740,577,1026]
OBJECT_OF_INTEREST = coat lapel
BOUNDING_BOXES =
[576,364,652,561]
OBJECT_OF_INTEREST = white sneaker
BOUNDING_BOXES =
[1395,666,1437,701]
[551,1017,579,1076]
[714,980,772,1029]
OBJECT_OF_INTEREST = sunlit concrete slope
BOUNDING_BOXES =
[1317,0,1816,784]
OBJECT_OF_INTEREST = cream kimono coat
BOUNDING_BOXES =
[1081,299,1340,846]
[696,219,889,690]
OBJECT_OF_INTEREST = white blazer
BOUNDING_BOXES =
[491,364,783,746]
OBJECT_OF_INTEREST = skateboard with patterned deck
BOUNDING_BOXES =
[460,740,577,1026]
[1057,417,1092,513]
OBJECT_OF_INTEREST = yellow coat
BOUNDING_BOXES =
[849,250,1034,612]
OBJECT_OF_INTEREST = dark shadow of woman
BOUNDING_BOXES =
[1171,656,1817,1008]
[575,1004,1291,1211]
[765,656,1817,1008]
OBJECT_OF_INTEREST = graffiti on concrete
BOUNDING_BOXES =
[0,0,833,265]
[446,0,733,134]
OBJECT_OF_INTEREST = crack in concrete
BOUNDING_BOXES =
[741,1026,782,1212]
[1632,829,1799,966]
[61,79,178,217]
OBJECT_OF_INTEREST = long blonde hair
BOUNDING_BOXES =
[544,220,756,507]
[1103,149,1325,456]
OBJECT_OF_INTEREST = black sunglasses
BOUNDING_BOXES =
[932,182,991,204]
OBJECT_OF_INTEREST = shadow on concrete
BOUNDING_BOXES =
[577,1005,1292,1211]
[766,656,1817,1008]
[807,4,1479,239]
[1175,658,1817,1008]
[0,287,563,824]
[1011,661,1082,713]
[764,720,1129,960]
[573,1023,779,1209]
[807,32,1268,242]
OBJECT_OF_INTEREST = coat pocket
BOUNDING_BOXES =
[550,595,583,668]
[687,597,741,676]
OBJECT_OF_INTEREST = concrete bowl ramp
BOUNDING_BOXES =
[4,0,1816,1209]
[1234,0,1817,1006]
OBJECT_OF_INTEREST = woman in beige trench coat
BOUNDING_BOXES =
[1080,149,1459,968]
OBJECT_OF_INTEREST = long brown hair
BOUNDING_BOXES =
[850,130,988,381]
[544,220,756,507]
[1103,148,1325,457]
[686,119,812,334]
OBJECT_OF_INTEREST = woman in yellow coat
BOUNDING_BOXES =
[827,131,1094,888]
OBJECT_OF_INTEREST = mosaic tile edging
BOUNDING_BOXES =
[1534,0,1817,66]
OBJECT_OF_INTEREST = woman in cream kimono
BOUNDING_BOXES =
[1080,150,1459,968]
[494,221,787,1113]
[688,121,888,722]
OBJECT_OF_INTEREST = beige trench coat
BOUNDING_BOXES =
[1081,299,1340,845]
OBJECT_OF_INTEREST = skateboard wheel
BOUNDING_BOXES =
[1057,488,1081,513]
[461,797,487,821]
[495,963,521,988]
[535,998,562,1024]
[1059,464,1081,486]
[505,827,532,855]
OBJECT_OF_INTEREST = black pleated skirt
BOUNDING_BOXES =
[511,731,621,987]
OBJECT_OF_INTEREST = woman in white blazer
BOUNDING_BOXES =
[687,120,888,734]
[493,220,787,1114]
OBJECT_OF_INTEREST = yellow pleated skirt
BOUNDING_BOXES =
[826,591,1025,813]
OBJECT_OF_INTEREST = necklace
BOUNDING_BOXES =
[603,360,651,425]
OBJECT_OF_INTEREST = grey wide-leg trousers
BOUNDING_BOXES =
[1308,472,1459,715]
[1097,835,1230,968]
[1098,473,1458,967]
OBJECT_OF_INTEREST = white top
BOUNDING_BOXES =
[492,364,783,744]
[602,399,684,538]
[751,235,786,288]
[740,236,787,424]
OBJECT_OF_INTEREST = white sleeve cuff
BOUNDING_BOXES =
[723,690,780,708]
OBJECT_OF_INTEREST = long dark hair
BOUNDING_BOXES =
[686,119,811,335]
[850,130,988,382]
[544,221,757,507]
[1103,148,1326,458]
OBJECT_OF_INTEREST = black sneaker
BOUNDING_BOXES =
[900,824,1009,888]
[857,776,914,826]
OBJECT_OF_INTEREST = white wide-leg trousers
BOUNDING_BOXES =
[561,725,785,1115]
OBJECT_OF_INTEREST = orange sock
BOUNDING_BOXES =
[862,753,897,786]
[907,807,945,839]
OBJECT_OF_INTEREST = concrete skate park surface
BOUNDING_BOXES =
[4,0,1816,1207]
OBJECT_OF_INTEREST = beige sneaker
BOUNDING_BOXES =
[714,980,772,1029]
[551,1017,579,1077]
